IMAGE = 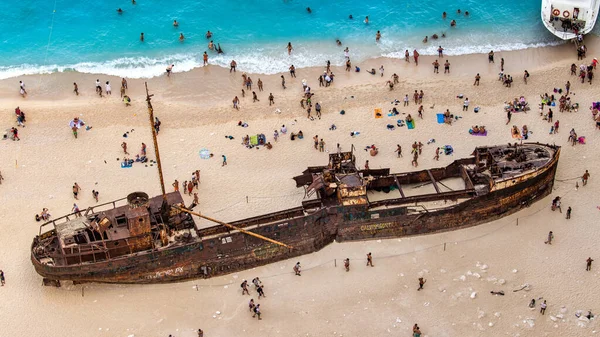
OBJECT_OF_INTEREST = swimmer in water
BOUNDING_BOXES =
[208,40,214,50]
[179,33,184,41]
[450,20,456,27]
[306,7,312,13]
[140,32,144,42]
[217,43,224,54]
[442,11,447,18]
[465,11,469,16]
[117,8,123,13]
[457,9,461,14]
[365,16,369,24]
[206,31,212,39]
[336,39,342,46]
[349,14,353,19]
[287,42,293,55]
[173,20,179,27]
[442,32,446,38]
[132,0,136,4]
[423,36,428,43]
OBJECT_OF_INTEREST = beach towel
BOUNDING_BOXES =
[250,135,259,146]
[121,162,132,168]
[374,108,382,119]
[407,120,415,129]
[436,113,445,124]
[469,130,488,136]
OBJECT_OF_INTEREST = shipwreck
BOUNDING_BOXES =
[30,86,561,285]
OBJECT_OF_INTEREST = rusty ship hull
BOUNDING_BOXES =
[31,143,560,284]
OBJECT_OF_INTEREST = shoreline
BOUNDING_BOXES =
[0,37,570,81]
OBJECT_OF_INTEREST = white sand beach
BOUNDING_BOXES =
[0,37,599,337]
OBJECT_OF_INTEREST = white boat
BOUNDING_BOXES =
[541,0,600,40]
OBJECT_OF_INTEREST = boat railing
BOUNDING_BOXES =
[38,197,128,236]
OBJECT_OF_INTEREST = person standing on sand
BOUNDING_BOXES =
[582,170,590,185]
[233,96,240,110]
[545,231,554,244]
[193,192,199,206]
[258,78,263,91]
[434,147,440,161]
[252,91,259,102]
[432,60,439,73]
[501,58,504,71]
[565,81,571,95]
[141,143,147,156]
[474,73,480,86]
[365,160,369,170]
[19,80,27,96]
[105,81,111,95]
[73,183,81,200]
[121,78,127,90]
[313,135,319,150]
[587,257,594,271]
[395,145,403,158]
[187,180,193,195]
[0,270,5,286]
[403,94,409,106]
[252,304,262,320]
[294,262,301,276]
[72,203,82,217]
[0,170,4,185]
[540,300,547,315]
[257,284,265,298]
[289,65,296,78]
[444,60,450,73]
[230,60,237,72]
[203,51,208,66]
[438,46,444,57]
[241,280,250,295]
[121,142,129,154]
[566,206,572,219]
[523,70,530,84]
[73,82,79,95]
[405,50,410,63]
[319,139,325,152]
[367,252,374,266]
[417,277,426,291]
[413,50,419,65]
[268,93,274,105]
[222,155,227,166]
[344,258,350,271]
[488,50,494,63]
[166,64,174,77]
[172,180,179,192]
[249,299,255,312]
[412,151,419,167]
[281,75,286,89]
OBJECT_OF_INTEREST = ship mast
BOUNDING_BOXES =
[145,82,167,199]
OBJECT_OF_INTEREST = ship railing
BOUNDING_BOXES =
[38,197,128,236]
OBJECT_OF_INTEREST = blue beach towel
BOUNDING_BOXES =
[436,113,445,124]
[407,120,415,129]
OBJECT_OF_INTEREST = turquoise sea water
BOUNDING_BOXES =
[0,0,593,79]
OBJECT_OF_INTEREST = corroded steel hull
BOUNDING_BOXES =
[31,144,560,284]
